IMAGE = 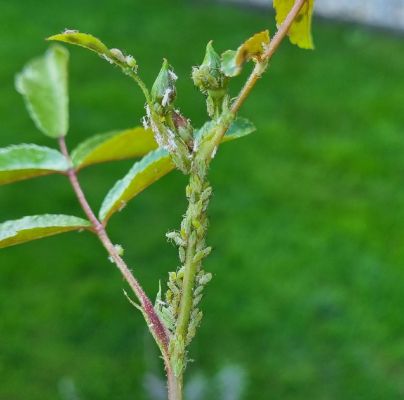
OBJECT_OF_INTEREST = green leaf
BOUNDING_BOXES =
[71,127,157,169]
[47,31,110,57]
[0,215,91,249]
[0,144,69,185]
[47,31,137,70]
[221,30,270,77]
[15,45,69,138]
[99,117,255,223]
[273,0,315,49]
[195,117,256,145]
[99,149,174,222]
[221,50,239,78]
[222,117,256,143]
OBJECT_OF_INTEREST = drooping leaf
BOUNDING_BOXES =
[99,117,255,223]
[0,144,69,185]
[236,30,270,64]
[0,214,91,249]
[47,31,137,70]
[273,0,315,49]
[99,148,174,222]
[71,127,157,169]
[221,30,270,77]
[15,45,69,138]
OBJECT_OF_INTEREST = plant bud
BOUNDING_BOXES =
[202,41,222,80]
[151,59,177,107]
[172,110,193,145]
[192,41,223,92]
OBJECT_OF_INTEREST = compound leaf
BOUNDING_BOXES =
[15,45,69,138]
[71,127,157,169]
[99,148,174,222]
[0,144,69,185]
[273,0,314,49]
[0,214,91,249]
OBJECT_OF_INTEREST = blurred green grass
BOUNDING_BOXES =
[1,0,404,399]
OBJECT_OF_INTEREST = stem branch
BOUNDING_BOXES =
[221,0,307,142]
[58,136,169,356]
[231,0,306,115]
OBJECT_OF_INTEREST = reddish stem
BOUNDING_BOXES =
[58,136,169,354]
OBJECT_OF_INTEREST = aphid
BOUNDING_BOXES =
[63,29,78,34]
[211,146,218,159]
[198,272,212,285]
[168,70,178,81]
[109,48,126,63]
[162,88,172,107]
[141,116,149,129]
[114,244,124,256]
[125,55,137,68]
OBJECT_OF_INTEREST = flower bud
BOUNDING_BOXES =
[172,110,194,146]
[192,41,223,92]
[202,41,222,80]
[151,59,177,107]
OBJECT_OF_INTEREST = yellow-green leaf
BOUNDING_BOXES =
[15,45,69,138]
[0,144,69,185]
[273,0,315,49]
[0,215,91,249]
[71,127,157,169]
[237,30,270,64]
[221,30,270,77]
[47,31,110,57]
[47,31,137,70]
[99,148,174,223]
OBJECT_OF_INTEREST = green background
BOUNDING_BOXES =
[1,0,404,398]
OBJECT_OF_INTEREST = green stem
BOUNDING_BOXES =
[167,0,309,396]
[129,71,152,103]
[167,368,183,400]
[175,173,208,337]
[175,229,198,337]
[171,161,211,380]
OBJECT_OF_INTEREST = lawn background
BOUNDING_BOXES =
[1,0,404,399]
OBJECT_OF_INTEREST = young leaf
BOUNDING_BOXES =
[99,149,174,223]
[273,0,315,49]
[47,31,137,71]
[194,117,256,147]
[221,30,270,77]
[0,215,91,249]
[47,31,111,57]
[15,45,69,138]
[221,50,239,78]
[222,117,256,143]
[71,127,157,169]
[0,144,69,185]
